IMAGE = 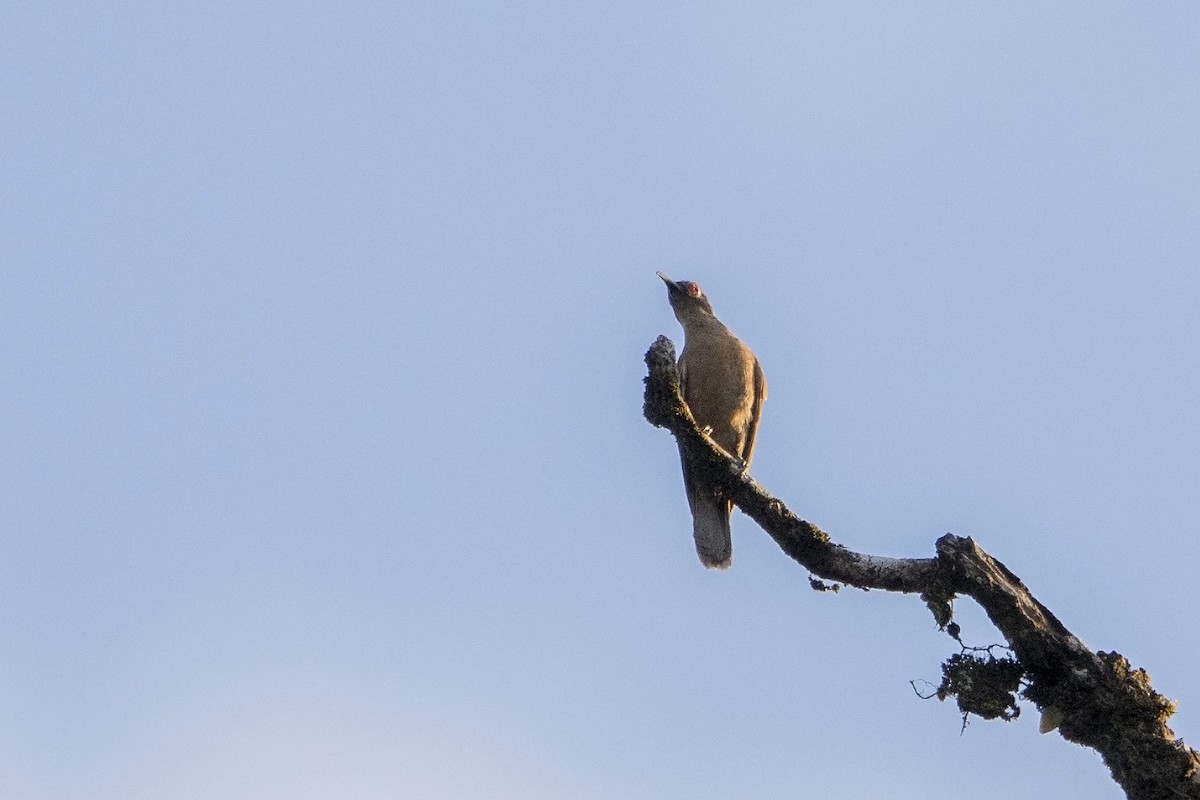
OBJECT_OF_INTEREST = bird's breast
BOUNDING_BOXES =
[679,334,759,457]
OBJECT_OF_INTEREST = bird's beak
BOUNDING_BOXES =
[657,272,680,291]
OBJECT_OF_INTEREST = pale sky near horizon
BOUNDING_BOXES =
[4,3,1199,798]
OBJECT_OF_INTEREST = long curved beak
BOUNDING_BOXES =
[656,272,679,290]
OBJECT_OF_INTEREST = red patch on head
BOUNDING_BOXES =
[679,281,704,298]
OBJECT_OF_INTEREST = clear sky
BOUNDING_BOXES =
[3,3,1198,798]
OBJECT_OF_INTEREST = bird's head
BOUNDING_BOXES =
[657,272,716,321]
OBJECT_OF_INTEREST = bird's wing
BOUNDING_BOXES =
[740,356,767,465]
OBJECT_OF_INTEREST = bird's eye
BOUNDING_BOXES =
[682,282,703,298]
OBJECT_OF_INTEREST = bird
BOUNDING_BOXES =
[657,272,766,569]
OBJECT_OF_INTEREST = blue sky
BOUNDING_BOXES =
[3,3,1198,798]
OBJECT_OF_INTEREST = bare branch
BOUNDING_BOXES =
[643,335,1200,800]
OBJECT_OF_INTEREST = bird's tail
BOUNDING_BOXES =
[688,490,733,570]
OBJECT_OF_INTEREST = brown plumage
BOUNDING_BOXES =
[657,272,767,569]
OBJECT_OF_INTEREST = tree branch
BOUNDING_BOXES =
[643,335,1200,800]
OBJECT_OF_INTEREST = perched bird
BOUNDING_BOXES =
[657,272,766,569]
